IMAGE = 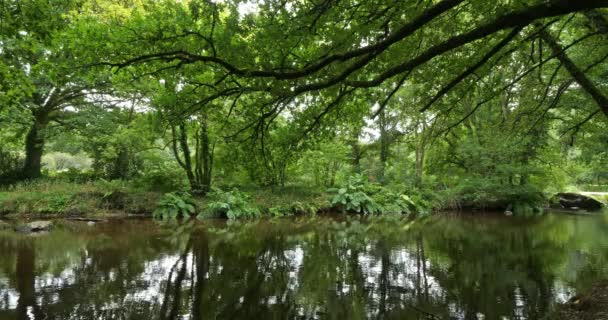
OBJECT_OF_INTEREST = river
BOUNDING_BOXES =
[0,212,607,319]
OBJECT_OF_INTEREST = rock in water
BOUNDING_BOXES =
[553,193,604,211]
[15,221,53,233]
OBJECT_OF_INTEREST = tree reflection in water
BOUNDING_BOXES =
[0,213,607,319]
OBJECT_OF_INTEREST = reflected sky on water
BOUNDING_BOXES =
[0,212,607,319]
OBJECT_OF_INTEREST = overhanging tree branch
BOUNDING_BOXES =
[419,26,524,112]
[538,25,608,116]
[347,0,607,89]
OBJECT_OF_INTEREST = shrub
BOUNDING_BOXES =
[268,205,291,217]
[153,192,196,219]
[440,177,546,214]
[505,187,546,216]
[51,168,96,183]
[133,165,187,192]
[203,188,260,219]
[291,201,318,215]
[371,189,430,215]
[329,175,382,215]
[268,201,318,217]
[0,147,22,185]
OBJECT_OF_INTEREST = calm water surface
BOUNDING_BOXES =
[1,213,608,320]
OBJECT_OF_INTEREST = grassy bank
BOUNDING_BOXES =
[1,177,580,219]
[0,180,335,218]
[0,178,435,219]
[0,180,161,217]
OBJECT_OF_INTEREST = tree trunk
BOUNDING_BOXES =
[200,114,212,194]
[110,147,130,180]
[22,111,49,179]
[349,128,362,173]
[415,122,427,186]
[378,108,389,183]
[172,116,213,194]
[172,124,198,191]
[329,161,339,187]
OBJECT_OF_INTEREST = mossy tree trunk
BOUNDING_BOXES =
[171,112,214,194]
[21,110,50,179]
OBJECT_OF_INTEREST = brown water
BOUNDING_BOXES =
[0,213,607,319]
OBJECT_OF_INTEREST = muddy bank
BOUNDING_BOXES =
[554,280,608,320]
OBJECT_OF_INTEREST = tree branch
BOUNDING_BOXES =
[419,26,523,112]
[538,25,608,117]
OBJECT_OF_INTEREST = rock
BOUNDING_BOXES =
[504,210,513,216]
[15,220,53,233]
[553,193,604,211]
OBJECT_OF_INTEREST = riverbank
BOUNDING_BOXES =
[0,180,332,218]
[0,181,160,217]
[1,180,605,219]
[554,280,608,320]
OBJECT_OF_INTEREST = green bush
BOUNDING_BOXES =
[153,192,196,219]
[203,188,260,219]
[0,147,22,180]
[268,201,318,217]
[329,175,382,215]
[505,187,546,216]
[51,168,96,183]
[440,177,546,214]
[372,189,430,215]
[133,165,187,192]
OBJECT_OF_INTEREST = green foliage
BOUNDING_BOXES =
[43,152,92,172]
[372,188,431,216]
[439,177,546,215]
[268,201,318,217]
[203,188,260,219]
[0,147,22,180]
[328,176,434,216]
[132,164,187,192]
[329,175,382,215]
[1,0,606,220]
[50,168,96,184]
[153,192,196,220]
[506,187,546,216]
[297,141,351,187]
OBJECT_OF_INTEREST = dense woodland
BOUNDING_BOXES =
[0,0,607,217]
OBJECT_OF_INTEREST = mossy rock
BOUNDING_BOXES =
[15,220,53,233]
[551,193,604,211]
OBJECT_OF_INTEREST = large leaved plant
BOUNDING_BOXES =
[153,192,196,219]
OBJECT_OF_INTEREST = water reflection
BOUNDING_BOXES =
[0,213,607,319]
